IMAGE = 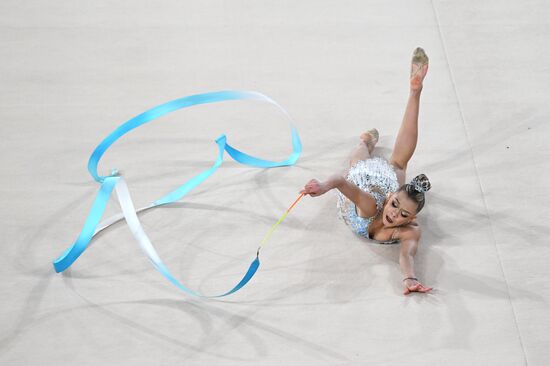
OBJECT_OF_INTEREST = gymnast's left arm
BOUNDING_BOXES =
[399,228,433,295]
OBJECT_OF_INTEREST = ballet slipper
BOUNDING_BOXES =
[366,128,379,147]
[360,128,379,151]
[410,47,429,90]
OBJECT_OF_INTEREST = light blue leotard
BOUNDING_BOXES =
[337,157,400,244]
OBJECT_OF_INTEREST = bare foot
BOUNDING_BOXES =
[410,47,429,91]
[360,128,379,154]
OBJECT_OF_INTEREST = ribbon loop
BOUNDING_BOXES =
[53,90,301,298]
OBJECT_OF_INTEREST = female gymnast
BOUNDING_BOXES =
[301,47,433,295]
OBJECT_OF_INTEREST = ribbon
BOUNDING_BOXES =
[53,90,302,297]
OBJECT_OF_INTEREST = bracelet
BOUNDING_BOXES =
[402,277,418,282]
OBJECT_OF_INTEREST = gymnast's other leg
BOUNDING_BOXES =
[348,128,379,168]
[390,47,429,186]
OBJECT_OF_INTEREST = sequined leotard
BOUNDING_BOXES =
[337,157,400,244]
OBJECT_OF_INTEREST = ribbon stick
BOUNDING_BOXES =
[53,90,302,298]
[257,193,304,255]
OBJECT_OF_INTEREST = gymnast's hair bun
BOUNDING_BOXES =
[409,174,431,193]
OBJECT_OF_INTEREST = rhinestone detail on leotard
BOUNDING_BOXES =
[337,157,400,244]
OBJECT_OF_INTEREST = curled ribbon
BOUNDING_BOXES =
[53,90,302,297]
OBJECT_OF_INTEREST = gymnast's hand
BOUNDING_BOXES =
[300,179,329,197]
[403,279,433,295]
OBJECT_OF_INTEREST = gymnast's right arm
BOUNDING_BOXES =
[300,175,378,217]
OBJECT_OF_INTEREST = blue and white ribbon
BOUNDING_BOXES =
[53,90,301,298]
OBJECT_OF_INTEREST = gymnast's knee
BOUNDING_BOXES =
[390,158,407,171]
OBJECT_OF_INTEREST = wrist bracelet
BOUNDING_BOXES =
[402,277,418,282]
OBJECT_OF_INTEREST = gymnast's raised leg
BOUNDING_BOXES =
[390,47,429,186]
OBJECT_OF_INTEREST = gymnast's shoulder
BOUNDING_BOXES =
[397,222,421,242]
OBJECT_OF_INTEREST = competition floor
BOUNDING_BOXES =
[1,1,549,365]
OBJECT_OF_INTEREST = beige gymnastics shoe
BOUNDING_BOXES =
[410,47,429,90]
[360,128,379,153]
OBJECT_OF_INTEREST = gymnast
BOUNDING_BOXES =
[301,47,433,295]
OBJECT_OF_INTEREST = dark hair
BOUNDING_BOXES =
[397,174,431,213]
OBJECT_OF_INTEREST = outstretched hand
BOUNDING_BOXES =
[300,179,328,197]
[403,279,433,295]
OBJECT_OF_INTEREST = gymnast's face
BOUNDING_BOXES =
[382,191,417,228]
